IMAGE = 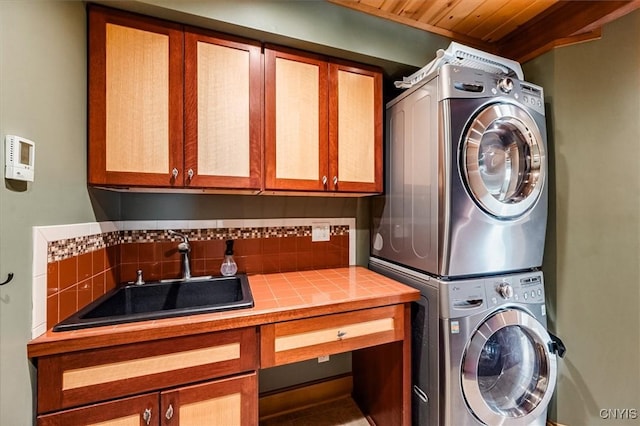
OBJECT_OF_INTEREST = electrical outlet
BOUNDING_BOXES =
[312,222,330,242]
[318,355,330,363]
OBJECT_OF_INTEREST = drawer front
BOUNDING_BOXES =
[260,305,404,367]
[37,327,258,414]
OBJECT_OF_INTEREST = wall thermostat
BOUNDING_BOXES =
[5,135,35,182]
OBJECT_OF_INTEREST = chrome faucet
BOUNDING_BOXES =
[168,230,192,280]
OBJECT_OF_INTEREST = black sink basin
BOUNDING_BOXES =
[53,275,253,332]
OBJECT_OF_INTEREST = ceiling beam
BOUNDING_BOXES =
[497,1,640,62]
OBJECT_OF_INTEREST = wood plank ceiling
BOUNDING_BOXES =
[328,0,640,62]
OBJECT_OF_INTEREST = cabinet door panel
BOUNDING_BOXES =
[105,24,169,174]
[161,372,257,426]
[265,48,328,191]
[184,30,262,190]
[88,5,184,187]
[37,392,158,426]
[329,63,382,193]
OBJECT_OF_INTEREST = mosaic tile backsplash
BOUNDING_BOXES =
[44,225,351,330]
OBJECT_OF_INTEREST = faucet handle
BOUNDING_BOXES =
[168,229,189,243]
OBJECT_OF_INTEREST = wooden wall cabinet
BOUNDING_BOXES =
[264,46,382,194]
[88,6,262,191]
[35,328,258,425]
[88,6,382,194]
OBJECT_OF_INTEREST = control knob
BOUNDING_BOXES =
[498,77,514,94]
[497,283,514,299]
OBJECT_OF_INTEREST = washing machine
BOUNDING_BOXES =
[440,269,558,426]
[370,257,561,426]
[371,44,548,278]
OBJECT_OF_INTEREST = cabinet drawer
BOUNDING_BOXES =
[260,305,404,367]
[37,327,258,414]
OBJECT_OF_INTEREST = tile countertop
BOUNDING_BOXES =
[27,266,420,358]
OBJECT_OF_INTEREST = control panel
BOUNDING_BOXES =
[441,272,545,319]
[440,64,545,115]
[486,274,545,307]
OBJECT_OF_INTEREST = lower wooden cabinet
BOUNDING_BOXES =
[38,373,257,426]
[33,305,412,425]
[35,327,258,425]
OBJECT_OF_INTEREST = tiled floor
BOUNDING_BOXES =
[260,397,369,426]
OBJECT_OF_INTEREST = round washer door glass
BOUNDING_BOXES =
[461,309,557,426]
[463,103,545,218]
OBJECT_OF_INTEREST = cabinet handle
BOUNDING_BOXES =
[187,168,194,180]
[333,176,338,186]
[171,168,179,178]
[322,175,328,186]
[165,404,174,420]
[337,330,347,339]
[142,408,152,425]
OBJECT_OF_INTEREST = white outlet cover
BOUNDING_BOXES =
[312,222,330,242]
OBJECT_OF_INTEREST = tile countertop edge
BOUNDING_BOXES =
[27,266,420,359]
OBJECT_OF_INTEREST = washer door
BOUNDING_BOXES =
[463,103,545,219]
[461,309,557,426]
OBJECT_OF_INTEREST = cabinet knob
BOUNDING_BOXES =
[142,408,152,425]
[322,175,328,186]
[333,176,338,186]
[165,404,174,420]
[171,168,179,178]
[187,168,194,180]
[337,330,347,339]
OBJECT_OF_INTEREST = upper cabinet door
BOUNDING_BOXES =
[264,47,329,192]
[88,6,184,187]
[329,63,383,193]
[184,30,262,190]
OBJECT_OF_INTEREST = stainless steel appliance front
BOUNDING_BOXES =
[440,269,556,426]
[371,64,548,277]
[369,258,557,426]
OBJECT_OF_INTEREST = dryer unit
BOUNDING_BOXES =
[372,59,548,278]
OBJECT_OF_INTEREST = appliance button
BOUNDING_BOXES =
[531,290,536,298]
[523,292,528,300]
[538,289,542,296]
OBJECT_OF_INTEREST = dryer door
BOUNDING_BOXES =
[462,103,545,219]
[461,308,557,426]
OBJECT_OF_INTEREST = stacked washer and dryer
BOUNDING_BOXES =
[369,43,564,426]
